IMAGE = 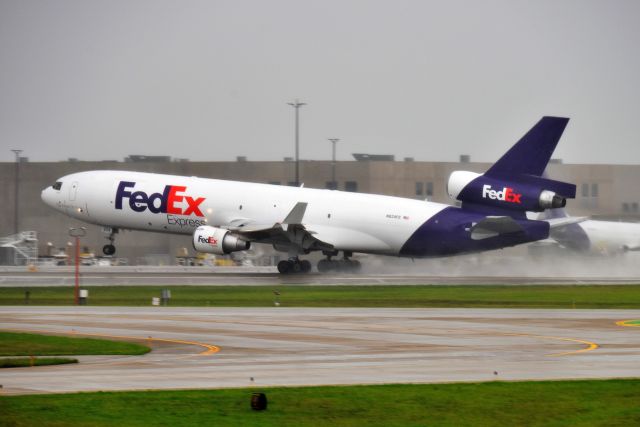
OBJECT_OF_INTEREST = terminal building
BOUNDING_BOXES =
[1,155,639,265]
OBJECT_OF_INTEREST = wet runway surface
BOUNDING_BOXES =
[1,306,639,395]
[2,266,640,286]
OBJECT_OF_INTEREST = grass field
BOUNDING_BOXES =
[1,380,639,427]
[0,357,77,368]
[0,331,150,357]
[1,285,640,308]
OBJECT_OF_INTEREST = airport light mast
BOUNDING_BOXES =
[11,149,22,234]
[287,99,306,186]
[328,138,339,189]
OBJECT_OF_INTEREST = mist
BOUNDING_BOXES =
[361,246,640,280]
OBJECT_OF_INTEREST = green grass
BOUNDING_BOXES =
[0,331,150,357]
[1,285,640,308]
[1,380,639,426]
[0,357,77,368]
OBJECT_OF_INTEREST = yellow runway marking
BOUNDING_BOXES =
[616,319,640,328]
[5,328,220,356]
[503,333,599,357]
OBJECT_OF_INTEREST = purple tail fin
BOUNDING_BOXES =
[486,117,569,178]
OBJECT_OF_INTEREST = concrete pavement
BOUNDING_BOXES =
[1,306,639,394]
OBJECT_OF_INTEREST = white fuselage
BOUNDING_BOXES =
[42,170,448,256]
[579,220,640,253]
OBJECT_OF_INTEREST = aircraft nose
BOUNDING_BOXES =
[41,186,57,208]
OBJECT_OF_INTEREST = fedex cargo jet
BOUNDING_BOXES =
[41,117,577,273]
[538,207,640,254]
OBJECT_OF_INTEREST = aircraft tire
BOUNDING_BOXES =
[103,244,116,256]
[277,260,291,274]
[291,261,302,273]
[300,260,312,273]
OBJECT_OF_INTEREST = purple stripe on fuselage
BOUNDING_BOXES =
[400,207,550,257]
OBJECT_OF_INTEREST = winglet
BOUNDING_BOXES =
[283,202,307,224]
[486,117,569,177]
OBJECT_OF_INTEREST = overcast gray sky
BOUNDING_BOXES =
[1,0,639,164]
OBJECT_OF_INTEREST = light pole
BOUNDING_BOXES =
[68,227,86,305]
[328,138,339,189]
[11,149,22,234]
[287,99,306,186]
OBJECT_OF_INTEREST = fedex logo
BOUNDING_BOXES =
[482,184,522,204]
[197,235,218,245]
[115,181,206,217]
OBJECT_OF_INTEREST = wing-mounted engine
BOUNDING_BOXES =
[447,170,576,212]
[193,226,250,255]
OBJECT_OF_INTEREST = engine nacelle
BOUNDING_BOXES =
[193,226,250,255]
[447,170,572,212]
[447,171,481,200]
[538,190,566,209]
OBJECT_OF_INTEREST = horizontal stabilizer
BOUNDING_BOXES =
[545,216,588,229]
[536,206,569,220]
[470,216,523,240]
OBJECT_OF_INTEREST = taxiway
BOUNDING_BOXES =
[1,306,639,395]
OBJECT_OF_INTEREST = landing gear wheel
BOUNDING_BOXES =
[277,260,291,274]
[102,228,119,256]
[300,259,312,273]
[317,252,361,274]
[277,258,312,274]
[291,261,302,273]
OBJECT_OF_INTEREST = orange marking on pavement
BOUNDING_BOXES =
[616,319,640,328]
[504,333,599,357]
[4,328,220,356]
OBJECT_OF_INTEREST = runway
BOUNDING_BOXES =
[1,306,639,395]
[2,266,640,286]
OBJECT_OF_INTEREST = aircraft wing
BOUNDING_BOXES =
[224,202,335,252]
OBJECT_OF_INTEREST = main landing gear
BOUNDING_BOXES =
[276,251,362,274]
[317,251,361,273]
[102,228,118,256]
[277,257,312,274]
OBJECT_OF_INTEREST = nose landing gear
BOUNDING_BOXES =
[102,228,119,256]
[277,258,312,274]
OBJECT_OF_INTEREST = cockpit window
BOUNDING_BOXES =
[52,181,63,190]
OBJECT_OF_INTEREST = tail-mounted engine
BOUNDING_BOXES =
[447,170,576,212]
[193,226,250,255]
